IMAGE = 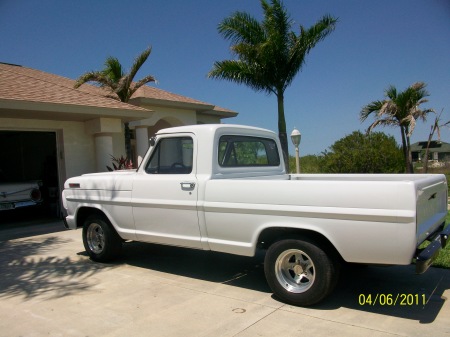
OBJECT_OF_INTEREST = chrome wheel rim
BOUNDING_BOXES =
[86,223,105,254]
[275,249,315,293]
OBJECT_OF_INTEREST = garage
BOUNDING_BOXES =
[0,130,60,221]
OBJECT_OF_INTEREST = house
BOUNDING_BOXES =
[0,62,237,215]
[411,141,450,164]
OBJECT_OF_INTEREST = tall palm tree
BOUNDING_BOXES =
[208,0,337,169]
[360,82,433,173]
[74,47,156,161]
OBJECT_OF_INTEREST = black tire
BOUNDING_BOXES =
[264,238,338,306]
[82,214,122,262]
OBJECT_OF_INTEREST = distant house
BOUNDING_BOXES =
[411,141,450,163]
[0,62,237,215]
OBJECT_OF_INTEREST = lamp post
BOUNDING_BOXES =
[291,127,301,174]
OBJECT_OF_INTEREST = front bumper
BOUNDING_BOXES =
[63,215,77,230]
[415,223,449,274]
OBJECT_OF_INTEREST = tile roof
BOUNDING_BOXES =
[131,85,237,116]
[0,63,147,112]
[0,62,237,118]
[132,85,211,106]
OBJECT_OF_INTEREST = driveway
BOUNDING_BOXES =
[0,222,449,337]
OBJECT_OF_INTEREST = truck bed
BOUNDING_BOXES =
[203,173,447,265]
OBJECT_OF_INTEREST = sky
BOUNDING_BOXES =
[1,0,449,155]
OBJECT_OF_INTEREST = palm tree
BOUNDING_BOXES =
[360,82,434,173]
[74,47,156,161]
[208,0,337,169]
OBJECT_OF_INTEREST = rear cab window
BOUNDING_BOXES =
[218,135,280,167]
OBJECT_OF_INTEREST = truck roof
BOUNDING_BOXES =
[156,124,277,137]
[153,123,286,177]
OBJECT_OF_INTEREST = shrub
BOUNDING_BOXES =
[320,131,404,173]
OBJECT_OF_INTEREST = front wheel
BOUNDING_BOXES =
[82,214,122,262]
[264,239,338,306]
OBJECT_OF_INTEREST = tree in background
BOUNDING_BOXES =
[320,131,404,173]
[289,154,322,173]
[360,82,433,173]
[74,47,156,162]
[423,109,450,173]
[208,0,337,169]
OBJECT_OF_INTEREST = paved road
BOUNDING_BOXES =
[0,221,449,336]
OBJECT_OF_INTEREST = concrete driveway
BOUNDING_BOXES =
[0,221,449,337]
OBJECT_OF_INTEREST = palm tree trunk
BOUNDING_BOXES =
[124,122,132,164]
[276,91,289,171]
[405,130,414,173]
[400,126,414,174]
[400,125,410,173]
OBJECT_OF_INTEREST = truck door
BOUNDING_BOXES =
[131,134,202,248]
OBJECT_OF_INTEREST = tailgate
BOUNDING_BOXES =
[416,175,448,245]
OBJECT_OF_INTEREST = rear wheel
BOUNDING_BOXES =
[82,215,122,262]
[264,238,338,306]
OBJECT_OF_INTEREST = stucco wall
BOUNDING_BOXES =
[197,114,222,124]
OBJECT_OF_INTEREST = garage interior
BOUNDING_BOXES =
[0,130,60,223]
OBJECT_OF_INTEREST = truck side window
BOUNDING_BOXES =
[218,136,280,167]
[145,137,193,174]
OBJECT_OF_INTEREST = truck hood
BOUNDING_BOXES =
[64,170,136,191]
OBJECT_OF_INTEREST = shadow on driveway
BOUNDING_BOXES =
[0,235,114,300]
[116,241,449,324]
[316,264,448,324]
[0,227,447,325]
[118,241,271,294]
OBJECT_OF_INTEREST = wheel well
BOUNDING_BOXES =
[257,227,342,261]
[76,207,108,228]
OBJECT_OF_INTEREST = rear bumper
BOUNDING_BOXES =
[415,223,449,274]
[0,200,41,211]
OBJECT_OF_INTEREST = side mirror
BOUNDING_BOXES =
[149,137,156,147]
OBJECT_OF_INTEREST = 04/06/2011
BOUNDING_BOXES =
[358,293,427,306]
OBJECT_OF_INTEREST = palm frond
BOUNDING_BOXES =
[360,100,383,122]
[208,60,274,95]
[379,101,398,118]
[128,74,157,98]
[384,85,397,100]
[402,115,416,136]
[128,47,152,83]
[103,57,124,83]
[367,118,399,134]
[74,71,117,91]
[218,12,265,46]
[261,0,292,45]
[283,14,337,89]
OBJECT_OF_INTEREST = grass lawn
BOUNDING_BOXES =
[431,212,450,269]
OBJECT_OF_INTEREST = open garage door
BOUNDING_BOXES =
[0,131,60,221]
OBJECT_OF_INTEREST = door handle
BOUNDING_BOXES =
[180,182,196,190]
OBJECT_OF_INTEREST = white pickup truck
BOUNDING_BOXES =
[62,124,449,306]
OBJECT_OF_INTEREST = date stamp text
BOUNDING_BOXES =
[358,293,426,306]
